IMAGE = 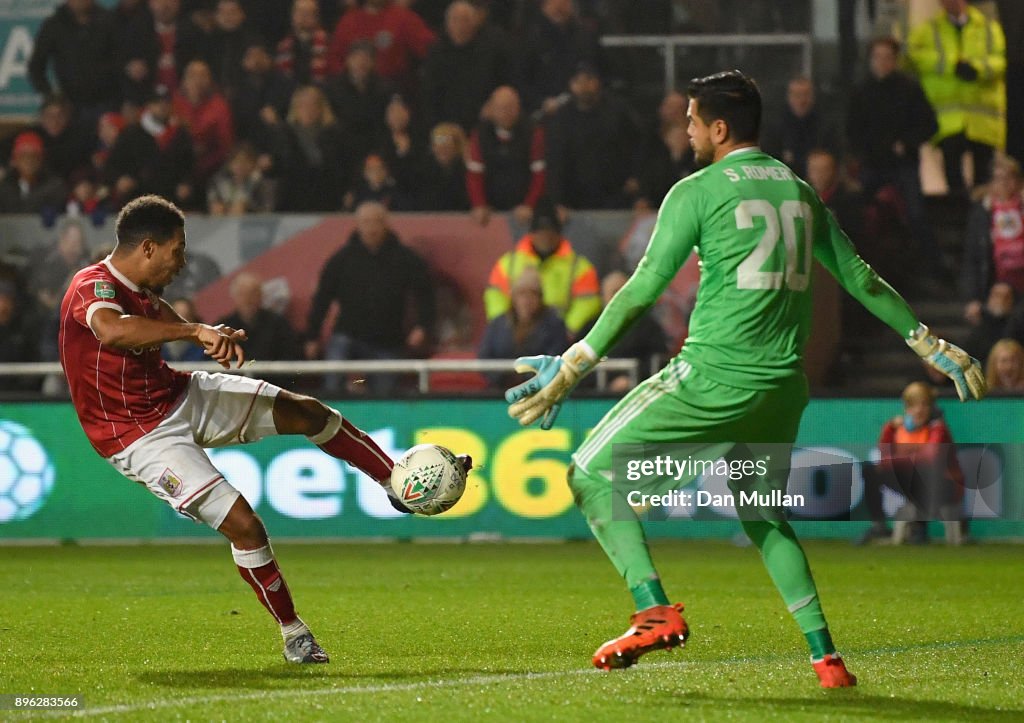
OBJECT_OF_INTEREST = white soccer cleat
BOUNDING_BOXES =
[283,631,330,664]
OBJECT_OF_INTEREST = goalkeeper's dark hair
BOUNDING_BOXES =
[114,194,185,249]
[686,70,762,144]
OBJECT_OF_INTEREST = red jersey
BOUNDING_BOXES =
[59,258,190,458]
[326,4,435,82]
[990,197,1024,293]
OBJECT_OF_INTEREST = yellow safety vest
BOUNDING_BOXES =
[484,235,601,334]
[908,5,1006,148]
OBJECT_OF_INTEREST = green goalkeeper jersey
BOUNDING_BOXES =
[583,146,920,389]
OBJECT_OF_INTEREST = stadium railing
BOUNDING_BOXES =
[0,359,639,394]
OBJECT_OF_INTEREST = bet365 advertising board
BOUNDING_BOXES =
[0,398,1022,541]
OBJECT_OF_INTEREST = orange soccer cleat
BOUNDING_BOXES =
[812,652,858,688]
[592,603,689,670]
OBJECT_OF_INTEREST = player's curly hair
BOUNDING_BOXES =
[115,194,185,248]
[686,70,761,144]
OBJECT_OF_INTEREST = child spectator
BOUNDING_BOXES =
[207,143,277,215]
[858,382,966,545]
[344,153,401,211]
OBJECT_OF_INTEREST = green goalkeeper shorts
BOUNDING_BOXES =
[572,357,809,497]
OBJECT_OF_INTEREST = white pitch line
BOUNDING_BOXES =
[21,635,1024,720]
[40,665,633,719]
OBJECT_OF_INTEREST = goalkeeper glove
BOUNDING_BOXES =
[907,323,986,401]
[505,342,598,429]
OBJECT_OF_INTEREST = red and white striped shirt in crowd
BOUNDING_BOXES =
[58,258,190,458]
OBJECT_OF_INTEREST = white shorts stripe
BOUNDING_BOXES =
[575,361,692,471]
[576,359,691,466]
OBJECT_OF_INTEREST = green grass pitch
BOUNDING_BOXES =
[1,540,1022,722]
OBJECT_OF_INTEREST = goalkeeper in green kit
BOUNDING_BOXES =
[505,71,986,687]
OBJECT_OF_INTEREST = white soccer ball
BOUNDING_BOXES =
[0,421,56,523]
[390,444,466,516]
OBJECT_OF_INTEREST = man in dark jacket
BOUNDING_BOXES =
[119,0,206,102]
[304,201,435,394]
[205,0,264,99]
[521,0,602,116]
[545,62,640,210]
[102,88,196,208]
[466,85,546,227]
[29,0,120,116]
[0,132,67,216]
[420,0,513,132]
[763,76,841,178]
[217,271,299,386]
[24,94,94,183]
[847,37,943,275]
[323,41,395,163]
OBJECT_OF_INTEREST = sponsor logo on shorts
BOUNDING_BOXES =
[94,281,116,299]
[158,468,184,498]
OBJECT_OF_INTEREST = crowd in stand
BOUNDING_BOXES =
[2,0,1024,397]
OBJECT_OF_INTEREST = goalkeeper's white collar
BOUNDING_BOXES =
[724,146,762,158]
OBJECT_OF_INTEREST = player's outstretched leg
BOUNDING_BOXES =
[568,463,689,670]
[736,515,856,688]
[274,392,473,513]
[271,391,414,510]
[218,496,329,664]
[272,392,394,483]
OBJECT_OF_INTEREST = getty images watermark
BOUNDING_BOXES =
[622,454,806,510]
[609,442,1013,522]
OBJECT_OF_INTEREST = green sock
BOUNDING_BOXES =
[740,517,833,646]
[570,465,662,598]
[805,628,836,659]
[630,577,670,611]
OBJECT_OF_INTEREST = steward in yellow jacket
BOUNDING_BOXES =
[484,208,600,335]
[908,2,1006,151]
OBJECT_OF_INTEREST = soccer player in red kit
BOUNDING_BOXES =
[58,195,446,664]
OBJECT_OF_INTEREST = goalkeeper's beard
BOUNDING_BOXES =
[692,142,714,168]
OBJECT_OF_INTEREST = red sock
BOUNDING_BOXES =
[313,412,393,484]
[232,545,297,626]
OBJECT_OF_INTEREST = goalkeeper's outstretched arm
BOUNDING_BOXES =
[506,183,703,428]
[813,207,986,400]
